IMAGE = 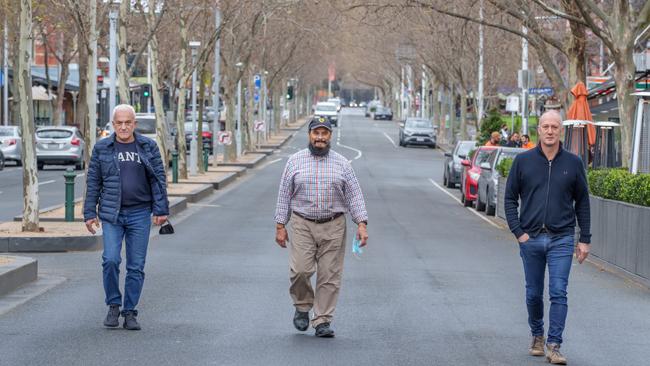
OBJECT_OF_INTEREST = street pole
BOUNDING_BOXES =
[521,26,529,135]
[420,66,425,118]
[477,0,484,127]
[189,43,200,176]
[108,2,119,119]
[147,45,152,113]
[212,5,221,166]
[236,77,242,158]
[3,20,8,125]
[400,66,404,120]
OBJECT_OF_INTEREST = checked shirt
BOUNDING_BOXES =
[274,149,368,225]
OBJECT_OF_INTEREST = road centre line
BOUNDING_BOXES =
[382,132,397,148]
[335,116,363,162]
[427,178,502,229]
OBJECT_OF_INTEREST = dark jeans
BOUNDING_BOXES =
[101,206,152,311]
[519,233,574,345]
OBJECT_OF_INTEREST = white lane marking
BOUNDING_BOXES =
[267,158,282,165]
[382,132,397,148]
[427,178,501,229]
[39,180,56,186]
[335,115,363,162]
[75,173,85,178]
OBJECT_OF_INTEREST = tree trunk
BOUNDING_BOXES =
[459,92,468,140]
[197,67,206,173]
[76,39,88,130]
[273,87,281,135]
[612,48,637,167]
[117,0,130,104]
[174,14,188,179]
[149,34,169,171]
[14,0,39,232]
[563,0,587,93]
[225,91,237,162]
[54,60,69,126]
[439,86,447,143]
[84,0,98,167]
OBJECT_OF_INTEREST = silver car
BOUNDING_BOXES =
[35,126,86,170]
[399,118,437,148]
[0,126,22,166]
[476,147,526,215]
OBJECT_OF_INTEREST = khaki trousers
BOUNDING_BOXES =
[289,214,347,328]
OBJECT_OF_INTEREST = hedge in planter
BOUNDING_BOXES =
[588,168,650,207]
[496,157,514,178]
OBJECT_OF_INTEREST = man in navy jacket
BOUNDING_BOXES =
[84,104,169,330]
[505,110,590,365]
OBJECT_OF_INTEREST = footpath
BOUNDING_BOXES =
[0,118,309,302]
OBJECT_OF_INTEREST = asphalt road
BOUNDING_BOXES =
[0,165,86,222]
[0,108,649,366]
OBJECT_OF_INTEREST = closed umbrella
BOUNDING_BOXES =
[567,82,595,144]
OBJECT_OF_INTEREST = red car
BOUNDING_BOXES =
[460,146,497,207]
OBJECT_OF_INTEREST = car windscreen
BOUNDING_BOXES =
[36,130,73,139]
[316,105,337,112]
[135,118,157,134]
[405,120,432,129]
[474,150,492,165]
[0,127,16,137]
[457,142,475,157]
[496,150,521,165]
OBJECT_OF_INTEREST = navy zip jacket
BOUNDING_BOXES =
[84,133,169,224]
[504,143,591,243]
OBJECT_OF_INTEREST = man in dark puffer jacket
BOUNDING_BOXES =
[84,104,169,330]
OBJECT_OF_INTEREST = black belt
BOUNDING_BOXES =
[293,211,343,224]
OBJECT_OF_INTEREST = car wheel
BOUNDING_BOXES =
[37,162,44,170]
[16,160,22,167]
[75,158,85,171]
[486,202,496,216]
[0,158,4,171]
[445,173,455,188]
[476,192,486,211]
[443,172,448,186]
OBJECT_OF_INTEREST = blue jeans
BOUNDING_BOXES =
[101,206,152,311]
[519,233,574,345]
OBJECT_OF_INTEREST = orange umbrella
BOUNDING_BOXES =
[567,81,596,145]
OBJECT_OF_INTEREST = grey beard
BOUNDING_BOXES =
[308,142,330,157]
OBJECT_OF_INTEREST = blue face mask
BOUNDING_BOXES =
[352,236,363,257]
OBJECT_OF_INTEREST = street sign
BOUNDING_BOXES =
[529,87,554,95]
[254,92,260,103]
[506,95,520,112]
[254,74,261,89]
[217,131,232,145]
[0,71,3,87]
[254,120,265,132]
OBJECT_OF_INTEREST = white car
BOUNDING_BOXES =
[314,102,339,127]
[327,98,342,112]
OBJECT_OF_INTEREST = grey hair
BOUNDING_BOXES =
[539,110,562,126]
[112,104,136,121]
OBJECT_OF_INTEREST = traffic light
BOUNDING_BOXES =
[287,85,294,100]
[143,85,150,97]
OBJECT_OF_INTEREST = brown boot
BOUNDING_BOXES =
[529,335,545,356]
[546,343,567,365]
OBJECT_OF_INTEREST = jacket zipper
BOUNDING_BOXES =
[114,149,122,218]
[542,159,552,230]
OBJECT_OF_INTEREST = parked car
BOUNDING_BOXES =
[373,106,393,120]
[399,118,437,148]
[365,100,381,117]
[460,146,497,207]
[0,149,4,170]
[0,126,22,166]
[134,113,174,160]
[314,102,339,127]
[184,121,214,154]
[476,147,526,215]
[35,126,86,170]
[443,140,476,188]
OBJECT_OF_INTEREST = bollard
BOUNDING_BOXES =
[64,168,77,222]
[172,151,179,183]
[203,148,209,171]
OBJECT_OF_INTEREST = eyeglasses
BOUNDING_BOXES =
[113,121,135,127]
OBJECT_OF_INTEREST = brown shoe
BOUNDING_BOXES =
[546,343,567,365]
[529,335,545,356]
